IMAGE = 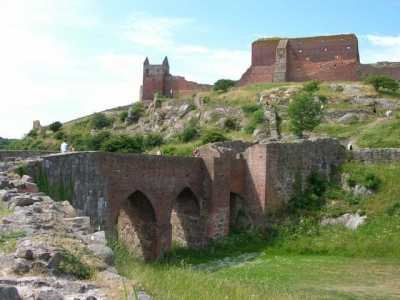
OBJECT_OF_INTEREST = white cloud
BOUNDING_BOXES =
[359,34,400,63]
[121,12,193,47]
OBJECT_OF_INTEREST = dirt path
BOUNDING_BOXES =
[340,117,389,150]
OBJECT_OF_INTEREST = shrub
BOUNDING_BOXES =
[213,79,236,92]
[178,126,199,143]
[59,252,92,280]
[303,80,322,93]
[363,172,380,190]
[100,134,145,153]
[346,176,356,188]
[53,131,65,140]
[145,133,164,149]
[88,131,111,151]
[129,102,144,122]
[245,110,265,134]
[203,96,211,104]
[90,112,112,129]
[363,75,399,91]
[15,165,26,178]
[49,121,62,132]
[201,129,229,145]
[242,104,260,116]
[119,111,128,122]
[27,128,38,138]
[224,118,236,130]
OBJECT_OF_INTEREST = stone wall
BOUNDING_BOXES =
[0,151,56,161]
[358,62,400,81]
[347,148,400,164]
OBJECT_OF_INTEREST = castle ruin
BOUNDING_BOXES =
[139,56,213,107]
[237,34,400,86]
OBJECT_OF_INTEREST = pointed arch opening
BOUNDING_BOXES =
[230,192,253,230]
[171,187,205,249]
[117,191,156,259]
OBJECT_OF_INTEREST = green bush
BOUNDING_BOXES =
[242,104,260,116]
[90,112,112,129]
[129,102,144,122]
[27,128,38,138]
[59,252,92,280]
[49,121,62,132]
[88,131,111,151]
[213,79,236,92]
[201,129,229,145]
[100,134,144,153]
[303,80,322,93]
[224,118,236,130]
[346,176,356,188]
[203,96,211,104]
[53,131,65,140]
[178,126,199,143]
[245,110,265,134]
[119,111,128,122]
[363,75,399,91]
[15,165,26,178]
[144,133,164,149]
[363,172,380,190]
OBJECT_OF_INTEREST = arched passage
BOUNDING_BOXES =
[171,187,205,249]
[230,192,253,229]
[117,191,157,259]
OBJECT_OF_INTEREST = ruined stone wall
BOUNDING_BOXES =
[0,151,56,161]
[164,76,212,98]
[347,148,400,164]
[358,63,400,81]
[243,138,344,225]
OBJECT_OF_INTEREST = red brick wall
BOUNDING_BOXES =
[286,34,360,82]
[142,74,164,101]
[358,63,400,81]
[252,39,280,67]
[164,76,212,98]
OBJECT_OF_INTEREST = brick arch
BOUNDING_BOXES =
[117,190,157,259]
[170,187,206,249]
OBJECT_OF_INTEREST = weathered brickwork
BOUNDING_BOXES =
[237,34,400,86]
[140,56,212,104]
[13,138,344,259]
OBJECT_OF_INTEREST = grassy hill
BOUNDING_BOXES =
[6,81,400,154]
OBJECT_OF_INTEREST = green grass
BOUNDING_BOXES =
[357,117,400,147]
[314,120,373,140]
[215,254,400,300]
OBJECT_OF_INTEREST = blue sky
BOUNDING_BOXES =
[1,0,400,138]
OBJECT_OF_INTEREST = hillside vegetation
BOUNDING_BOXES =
[6,80,400,154]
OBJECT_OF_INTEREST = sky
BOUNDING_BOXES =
[1,0,400,139]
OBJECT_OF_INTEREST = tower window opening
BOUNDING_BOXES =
[335,55,339,59]
[347,46,351,49]
[334,64,337,69]
[322,39,325,43]
[324,47,328,51]
[297,67,300,71]
[299,49,302,53]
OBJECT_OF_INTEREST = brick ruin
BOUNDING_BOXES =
[17,138,344,259]
[237,34,400,86]
[139,56,212,107]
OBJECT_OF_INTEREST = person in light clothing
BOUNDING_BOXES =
[60,139,68,153]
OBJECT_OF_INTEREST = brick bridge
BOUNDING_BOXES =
[13,139,343,259]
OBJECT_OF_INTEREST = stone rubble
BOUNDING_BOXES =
[0,171,153,300]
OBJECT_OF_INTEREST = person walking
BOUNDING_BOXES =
[156,147,162,155]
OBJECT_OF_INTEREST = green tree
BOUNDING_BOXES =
[213,79,236,92]
[178,126,199,143]
[363,75,399,91]
[49,121,62,132]
[88,131,111,151]
[100,134,145,153]
[201,129,229,145]
[303,80,322,93]
[288,93,323,138]
[144,133,164,149]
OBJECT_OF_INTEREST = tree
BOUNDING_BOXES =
[288,93,323,138]
[363,75,399,92]
[303,80,322,93]
[49,121,62,132]
[213,79,236,92]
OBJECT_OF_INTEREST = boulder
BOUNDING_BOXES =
[0,285,20,300]
[88,244,115,265]
[375,98,400,110]
[97,270,122,281]
[12,258,30,275]
[253,128,269,139]
[62,217,90,233]
[337,113,358,124]
[343,85,362,94]
[352,97,375,106]
[84,231,108,246]
[321,212,367,230]
[36,289,64,300]
[46,252,65,271]
[20,175,33,183]
[0,190,10,202]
